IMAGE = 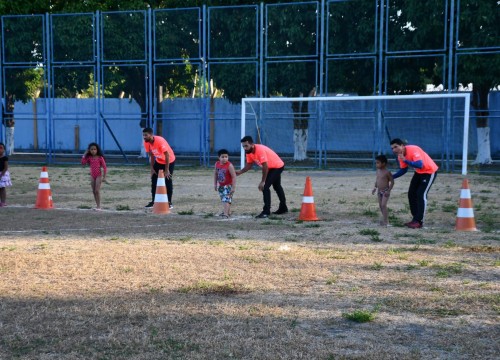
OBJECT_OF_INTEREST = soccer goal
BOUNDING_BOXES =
[241,93,471,175]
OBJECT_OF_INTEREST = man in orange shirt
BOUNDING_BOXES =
[390,138,438,229]
[236,136,288,218]
[143,128,176,209]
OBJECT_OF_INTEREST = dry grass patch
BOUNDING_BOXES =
[0,167,499,359]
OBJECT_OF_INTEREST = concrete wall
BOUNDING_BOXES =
[4,93,500,157]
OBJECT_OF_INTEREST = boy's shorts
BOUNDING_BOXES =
[218,185,233,204]
[378,187,390,198]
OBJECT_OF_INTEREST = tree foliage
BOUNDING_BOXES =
[1,0,499,107]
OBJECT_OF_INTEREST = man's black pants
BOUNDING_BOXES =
[408,172,437,223]
[151,161,175,204]
[262,166,287,214]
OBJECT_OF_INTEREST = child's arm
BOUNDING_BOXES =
[228,163,237,196]
[387,171,394,191]
[81,151,89,165]
[214,166,218,191]
[101,157,107,181]
[384,171,394,197]
[372,176,377,195]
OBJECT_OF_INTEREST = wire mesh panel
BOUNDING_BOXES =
[101,11,146,61]
[457,0,500,50]
[155,63,205,165]
[2,15,45,64]
[386,0,447,53]
[326,57,377,95]
[100,64,147,158]
[327,0,377,56]
[208,5,258,60]
[208,62,258,156]
[51,65,98,159]
[0,2,498,169]
[52,14,95,63]
[266,2,319,58]
[266,60,318,97]
[154,8,201,61]
[385,55,445,94]
[207,5,260,161]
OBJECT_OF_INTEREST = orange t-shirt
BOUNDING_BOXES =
[398,145,438,174]
[144,136,175,165]
[245,144,284,169]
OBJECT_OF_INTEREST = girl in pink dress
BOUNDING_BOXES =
[81,142,107,210]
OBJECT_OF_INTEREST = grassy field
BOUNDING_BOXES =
[0,165,499,359]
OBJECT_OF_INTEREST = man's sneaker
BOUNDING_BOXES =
[404,220,415,227]
[255,212,270,219]
[145,201,154,208]
[407,221,423,229]
[273,207,288,215]
[169,203,174,209]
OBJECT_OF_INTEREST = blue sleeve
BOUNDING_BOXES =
[392,167,408,179]
[404,159,423,169]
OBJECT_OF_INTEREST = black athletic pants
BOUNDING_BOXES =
[408,172,437,223]
[262,166,287,214]
[151,161,175,204]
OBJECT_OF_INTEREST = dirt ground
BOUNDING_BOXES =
[1,165,498,237]
[0,165,499,359]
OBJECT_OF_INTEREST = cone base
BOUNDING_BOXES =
[455,227,478,232]
[35,195,54,210]
[299,217,320,221]
[34,206,54,210]
[152,204,170,214]
[298,206,319,221]
[455,219,477,232]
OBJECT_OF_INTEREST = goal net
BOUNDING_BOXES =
[241,94,471,175]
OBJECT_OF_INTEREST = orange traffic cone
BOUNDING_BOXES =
[455,178,477,231]
[152,170,170,214]
[298,176,319,221]
[35,166,54,209]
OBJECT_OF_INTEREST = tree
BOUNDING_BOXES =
[386,0,499,164]
[455,0,500,165]
[2,15,45,105]
[264,2,318,157]
[327,0,377,95]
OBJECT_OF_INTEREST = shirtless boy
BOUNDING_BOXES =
[372,155,394,226]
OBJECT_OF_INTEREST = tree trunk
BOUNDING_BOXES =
[471,86,492,165]
[209,80,218,153]
[292,87,315,161]
[294,128,308,161]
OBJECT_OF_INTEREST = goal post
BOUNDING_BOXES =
[241,93,471,175]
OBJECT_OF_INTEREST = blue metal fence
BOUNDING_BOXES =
[0,0,498,168]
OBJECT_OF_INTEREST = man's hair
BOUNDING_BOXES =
[217,148,229,157]
[375,154,388,164]
[390,138,405,146]
[241,135,254,144]
[143,127,154,135]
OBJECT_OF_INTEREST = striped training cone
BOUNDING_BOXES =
[152,170,170,214]
[298,176,319,221]
[455,178,477,231]
[35,166,54,209]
